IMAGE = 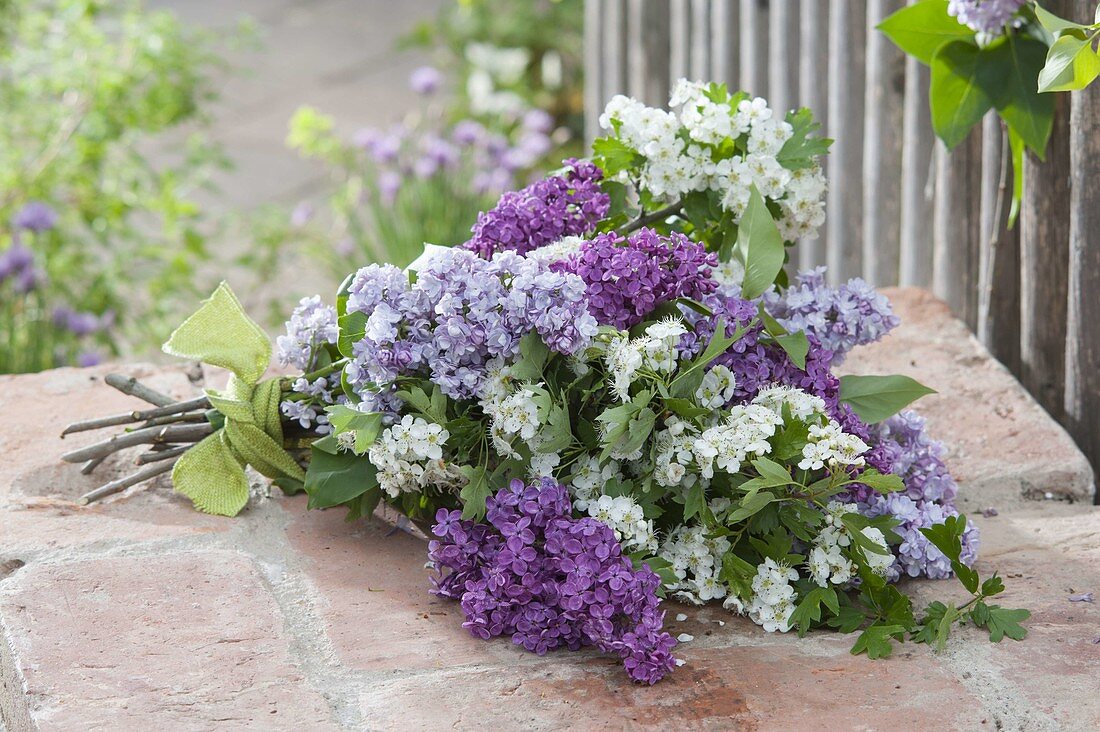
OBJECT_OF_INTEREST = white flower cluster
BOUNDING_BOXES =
[808,501,858,586]
[751,383,827,421]
[568,455,624,511]
[604,318,687,402]
[523,235,587,265]
[747,558,799,632]
[693,405,781,479]
[660,522,731,603]
[694,364,738,409]
[808,501,894,585]
[588,494,658,553]
[798,422,870,472]
[653,417,698,487]
[368,415,453,497]
[598,78,827,241]
[483,385,540,457]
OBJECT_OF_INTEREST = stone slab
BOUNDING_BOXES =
[843,287,1096,507]
[0,552,337,731]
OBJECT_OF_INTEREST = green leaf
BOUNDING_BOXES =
[537,403,574,453]
[879,0,976,65]
[751,457,794,488]
[1007,125,1026,227]
[971,601,1030,642]
[919,513,966,563]
[790,587,840,636]
[913,600,954,650]
[776,107,832,170]
[930,40,995,148]
[592,136,644,176]
[511,333,551,381]
[326,405,384,455]
[828,604,867,634]
[734,186,785,299]
[459,465,492,520]
[337,310,368,360]
[304,442,378,509]
[981,574,1006,597]
[683,482,708,521]
[986,37,1054,155]
[855,468,905,495]
[1038,33,1100,92]
[758,304,809,369]
[1033,4,1090,35]
[839,374,936,423]
[728,491,778,523]
[851,624,907,659]
[664,397,711,419]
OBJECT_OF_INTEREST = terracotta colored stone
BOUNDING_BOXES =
[843,288,1095,507]
[0,364,227,545]
[357,640,987,730]
[0,552,337,731]
[284,495,527,671]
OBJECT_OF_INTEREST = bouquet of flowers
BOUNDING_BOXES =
[63,80,1028,684]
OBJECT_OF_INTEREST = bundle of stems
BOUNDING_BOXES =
[60,374,213,505]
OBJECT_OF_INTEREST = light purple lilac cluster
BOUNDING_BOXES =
[429,478,678,684]
[947,0,1025,36]
[343,248,597,405]
[858,410,979,579]
[463,159,610,259]
[277,296,341,432]
[552,228,718,329]
[763,267,899,365]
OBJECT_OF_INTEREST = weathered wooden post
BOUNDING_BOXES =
[977,113,1021,373]
[1020,89,1071,420]
[932,134,983,330]
[826,0,866,282]
[862,0,905,286]
[798,0,829,269]
[1064,0,1100,496]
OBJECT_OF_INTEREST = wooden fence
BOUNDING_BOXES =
[584,0,1100,492]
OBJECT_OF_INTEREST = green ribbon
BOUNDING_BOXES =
[163,282,305,516]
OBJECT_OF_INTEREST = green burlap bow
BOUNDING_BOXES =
[162,282,305,516]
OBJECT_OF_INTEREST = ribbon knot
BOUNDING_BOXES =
[162,283,305,516]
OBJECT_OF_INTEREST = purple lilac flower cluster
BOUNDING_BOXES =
[763,267,899,365]
[1,201,55,293]
[429,478,678,684]
[947,0,1025,35]
[353,73,557,205]
[858,410,979,579]
[463,159,610,259]
[277,296,342,431]
[553,228,719,329]
[343,248,597,405]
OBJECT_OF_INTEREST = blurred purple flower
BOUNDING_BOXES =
[412,156,438,179]
[451,119,487,146]
[77,351,102,367]
[13,201,58,233]
[291,202,314,228]
[377,170,402,203]
[409,66,444,95]
[522,108,554,134]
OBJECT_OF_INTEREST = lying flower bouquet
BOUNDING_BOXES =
[64,80,1028,683]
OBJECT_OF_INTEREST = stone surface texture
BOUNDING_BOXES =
[1,291,1098,731]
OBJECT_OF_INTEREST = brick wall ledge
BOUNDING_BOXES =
[0,288,1096,730]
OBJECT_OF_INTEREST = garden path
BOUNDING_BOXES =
[0,290,1096,730]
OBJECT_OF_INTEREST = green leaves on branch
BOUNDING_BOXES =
[1038,32,1100,92]
[734,185,785,300]
[878,0,976,64]
[839,374,936,424]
